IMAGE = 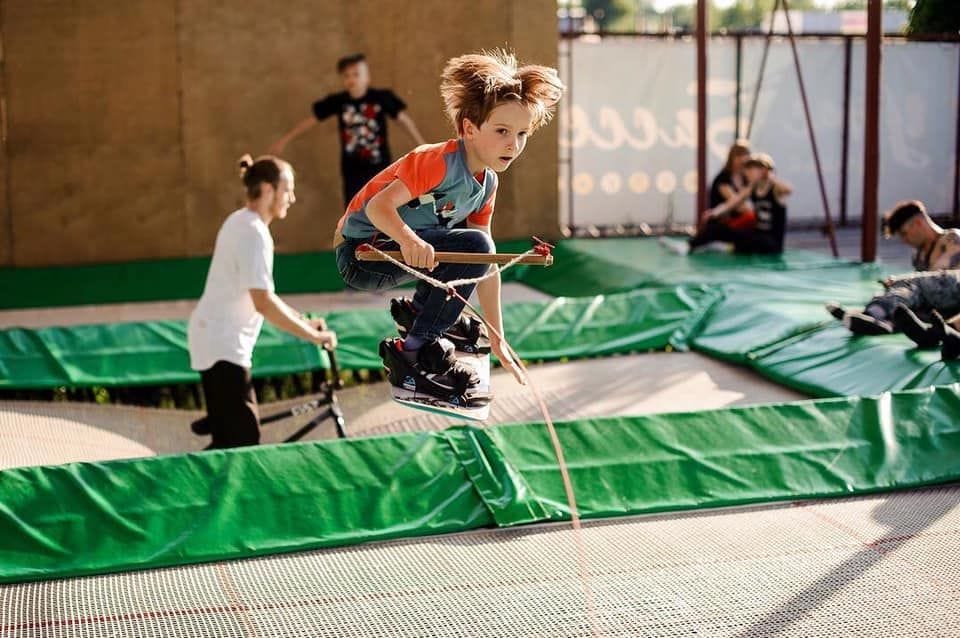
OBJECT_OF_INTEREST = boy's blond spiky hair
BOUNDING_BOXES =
[440,49,565,134]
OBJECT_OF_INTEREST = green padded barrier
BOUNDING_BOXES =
[688,267,885,364]
[486,384,960,521]
[0,286,719,390]
[3,383,959,584]
[512,238,863,297]
[0,321,331,389]
[747,324,960,397]
[0,432,493,584]
[0,241,535,310]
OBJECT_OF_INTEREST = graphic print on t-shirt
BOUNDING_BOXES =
[341,102,385,164]
[436,200,457,223]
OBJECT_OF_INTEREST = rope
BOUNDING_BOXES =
[362,244,537,291]
[364,242,603,637]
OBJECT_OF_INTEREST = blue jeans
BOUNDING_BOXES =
[336,228,495,342]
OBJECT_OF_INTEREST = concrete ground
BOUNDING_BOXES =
[5,485,956,637]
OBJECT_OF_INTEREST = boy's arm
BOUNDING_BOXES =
[396,111,427,146]
[250,289,337,348]
[468,221,525,385]
[772,175,793,200]
[716,183,737,202]
[364,179,436,269]
[268,117,317,156]
[708,185,753,218]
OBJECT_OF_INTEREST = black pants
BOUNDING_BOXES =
[200,361,260,449]
[690,219,782,255]
[342,163,389,206]
[864,270,960,323]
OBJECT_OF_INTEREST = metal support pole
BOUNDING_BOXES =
[840,36,852,227]
[953,45,960,222]
[735,34,743,140]
[782,0,839,257]
[862,0,882,262]
[696,0,708,226]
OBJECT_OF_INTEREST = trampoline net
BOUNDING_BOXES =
[3,485,959,638]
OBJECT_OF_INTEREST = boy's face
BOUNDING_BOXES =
[463,101,535,172]
[745,165,766,183]
[341,62,370,96]
[269,170,296,220]
[896,215,925,248]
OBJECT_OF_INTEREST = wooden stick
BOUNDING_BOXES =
[355,249,553,266]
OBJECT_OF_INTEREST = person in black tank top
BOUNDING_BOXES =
[681,150,790,255]
[745,154,789,254]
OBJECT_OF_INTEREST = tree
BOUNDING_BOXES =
[713,0,819,33]
[835,0,913,9]
[907,0,960,34]
[582,0,632,30]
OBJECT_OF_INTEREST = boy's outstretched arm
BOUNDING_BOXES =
[268,117,317,155]
[396,111,427,146]
[772,175,793,199]
[469,222,525,385]
[708,184,753,218]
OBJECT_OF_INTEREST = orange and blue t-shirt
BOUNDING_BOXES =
[336,139,497,240]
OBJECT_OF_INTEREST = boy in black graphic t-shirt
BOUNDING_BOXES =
[270,53,426,204]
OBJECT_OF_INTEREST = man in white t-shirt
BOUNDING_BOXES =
[188,155,336,449]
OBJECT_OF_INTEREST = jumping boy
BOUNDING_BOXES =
[188,155,337,448]
[269,53,427,205]
[333,50,564,405]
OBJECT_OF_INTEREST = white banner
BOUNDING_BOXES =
[560,37,959,227]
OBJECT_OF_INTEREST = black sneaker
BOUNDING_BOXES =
[191,416,211,436]
[892,304,941,348]
[379,337,491,407]
[825,303,847,321]
[390,298,491,355]
[844,311,893,336]
[933,312,960,361]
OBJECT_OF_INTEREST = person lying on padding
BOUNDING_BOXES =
[827,200,960,341]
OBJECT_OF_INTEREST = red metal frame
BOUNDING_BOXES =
[861,0,882,263]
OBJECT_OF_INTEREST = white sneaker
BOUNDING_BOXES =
[659,236,690,256]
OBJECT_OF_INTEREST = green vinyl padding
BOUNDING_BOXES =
[3,383,959,584]
[0,285,719,389]
[6,237,959,398]
[685,264,884,364]
[748,325,960,397]
[509,239,960,397]
[511,237,854,297]
[0,321,330,389]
